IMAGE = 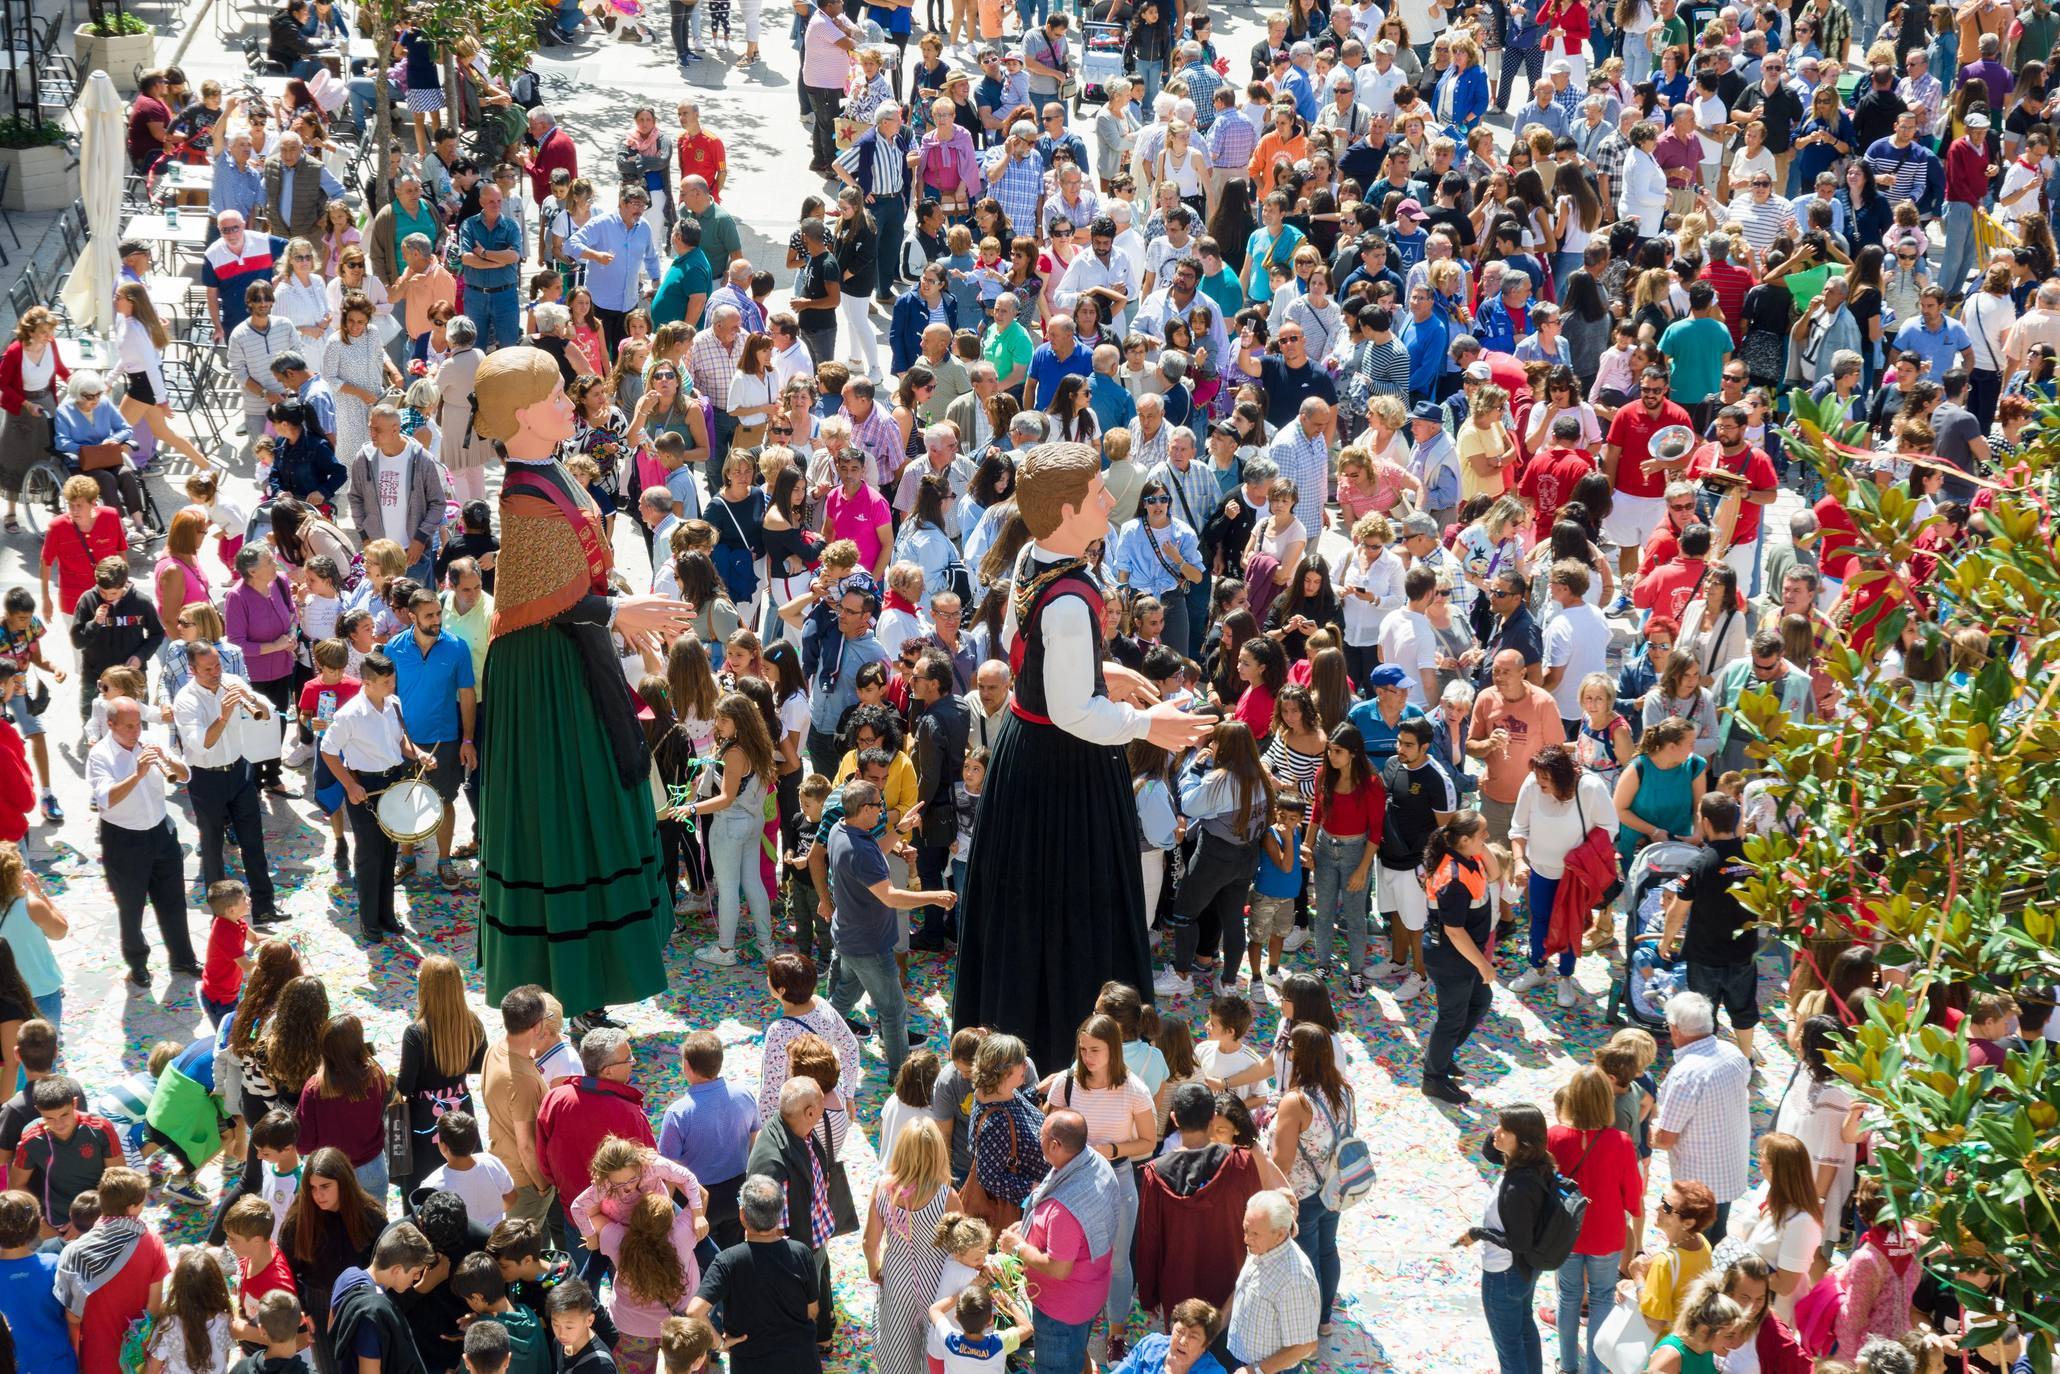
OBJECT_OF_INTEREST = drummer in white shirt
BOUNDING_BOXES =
[172,643,282,927]
[320,651,436,943]
[87,695,200,990]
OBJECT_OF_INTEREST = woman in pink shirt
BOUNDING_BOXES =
[152,506,213,628]
[603,1192,704,1374]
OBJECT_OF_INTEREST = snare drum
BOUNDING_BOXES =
[375,777,444,843]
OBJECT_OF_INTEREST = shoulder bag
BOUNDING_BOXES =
[961,1098,1028,1230]
[814,1113,861,1237]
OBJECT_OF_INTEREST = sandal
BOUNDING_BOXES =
[2,515,17,532]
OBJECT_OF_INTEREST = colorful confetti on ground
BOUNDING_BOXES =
[33,801,1799,1374]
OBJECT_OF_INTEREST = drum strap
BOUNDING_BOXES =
[505,466,610,594]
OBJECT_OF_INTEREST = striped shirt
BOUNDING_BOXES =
[1207,113,1258,170]
[835,131,910,197]
[1045,1074,1153,1150]
[1144,456,1224,531]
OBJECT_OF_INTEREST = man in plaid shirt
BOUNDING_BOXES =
[984,122,1048,246]
[1227,1192,1323,1370]
[1206,87,1257,204]
[1652,992,1754,1241]
[1589,108,1638,219]
[1176,43,1221,131]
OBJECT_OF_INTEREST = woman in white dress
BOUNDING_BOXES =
[321,293,403,465]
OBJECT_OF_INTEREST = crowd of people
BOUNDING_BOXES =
[0,0,2054,1367]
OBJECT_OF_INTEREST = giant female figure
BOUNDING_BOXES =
[470,348,692,1021]
[952,442,1209,1074]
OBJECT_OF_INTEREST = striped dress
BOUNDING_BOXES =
[874,1181,955,1374]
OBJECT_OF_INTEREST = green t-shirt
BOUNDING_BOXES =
[698,203,743,270]
[1781,262,1844,309]
[1654,16,1689,53]
[651,249,714,329]
[1658,316,1735,404]
[1201,266,1244,325]
[983,320,1035,385]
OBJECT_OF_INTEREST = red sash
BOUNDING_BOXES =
[505,466,609,594]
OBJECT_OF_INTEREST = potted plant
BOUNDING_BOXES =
[0,119,73,213]
[75,5,155,94]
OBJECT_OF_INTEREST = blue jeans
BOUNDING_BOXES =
[1621,39,1651,86]
[31,991,60,1030]
[354,1153,389,1207]
[1296,1192,1342,1326]
[1309,831,1371,971]
[1526,870,1576,976]
[1032,1309,1094,1374]
[1134,58,1164,107]
[827,946,910,1079]
[1936,200,1976,300]
[1482,1265,1544,1374]
[462,285,522,351]
[1106,1164,1140,1331]
[1557,1252,1620,1374]
[709,808,773,952]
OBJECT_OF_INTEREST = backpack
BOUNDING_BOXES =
[1295,1090,1377,1211]
[1525,1136,1596,1271]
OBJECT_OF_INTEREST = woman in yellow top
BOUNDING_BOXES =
[1457,382,1512,503]
[831,697,919,827]
[1621,1178,1719,1334]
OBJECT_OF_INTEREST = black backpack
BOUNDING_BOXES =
[1525,1138,1596,1271]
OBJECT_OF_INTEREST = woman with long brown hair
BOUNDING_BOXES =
[684,690,777,968]
[1742,1132,1825,1319]
[1164,719,1275,996]
[224,938,303,1109]
[1267,1022,1355,1336]
[112,281,213,471]
[254,972,330,1117]
[294,1013,392,1199]
[394,953,487,1203]
[285,1146,387,1374]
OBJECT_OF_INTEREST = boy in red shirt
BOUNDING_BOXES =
[54,1167,169,1373]
[224,1194,299,1348]
[297,638,362,876]
[201,879,258,1027]
[36,478,126,625]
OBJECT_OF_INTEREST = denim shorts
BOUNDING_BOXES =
[1686,958,1759,1028]
[6,692,43,740]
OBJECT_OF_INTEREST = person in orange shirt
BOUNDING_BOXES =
[1248,101,1309,196]
[1466,647,1567,844]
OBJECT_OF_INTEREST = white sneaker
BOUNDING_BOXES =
[1556,976,1580,1008]
[1264,966,1287,987]
[1152,967,1192,997]
[1282,927,1310,952]
[1510,965,1551,992]
[1363,958,1406,981]
[1393,972,1428,1002]
[692,944,739,967]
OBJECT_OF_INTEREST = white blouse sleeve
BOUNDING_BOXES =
[1039,595,1151,747]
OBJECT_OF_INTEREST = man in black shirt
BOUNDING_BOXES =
[1232,322,1337,428]
[1850,65,1909,153]
[1476,569,1545,686]
[1419,172,1476,250]
[791,216,842,367]
[1732,55,1804,178]
[689,1174,823,1374]
[1376,717,1460,1001]
[1659,792,1761,1062]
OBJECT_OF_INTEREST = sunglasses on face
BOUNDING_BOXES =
[1143,494,1172,505]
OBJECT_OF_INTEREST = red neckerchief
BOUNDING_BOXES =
[885,588,921,616]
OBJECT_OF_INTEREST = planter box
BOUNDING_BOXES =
[0,143,75,212]
[74,27,157,93]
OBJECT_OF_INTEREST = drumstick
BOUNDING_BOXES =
[1819,437,2019,493]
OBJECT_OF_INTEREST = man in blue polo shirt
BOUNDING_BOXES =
[1347,664,1426,767]
[1889,285,1973,382]
[457,183,524,351]
[386,587,477,891]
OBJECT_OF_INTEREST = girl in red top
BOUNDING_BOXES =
[1548,1065,1645,1374]
[1305,721,1386,996]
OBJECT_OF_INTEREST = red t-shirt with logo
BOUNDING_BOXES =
[1516,446,1597,542]
[1604,400,1693,500]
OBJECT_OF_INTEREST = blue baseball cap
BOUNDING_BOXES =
[1369,665,1409,689]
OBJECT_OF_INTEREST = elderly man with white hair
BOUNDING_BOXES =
[1652,991,1753,1242]
[1225,1190,1321,1374]
[88,694,198,990]
[894,424,976,537]
[742,1077,838,1343]
[1267,396,1335,536]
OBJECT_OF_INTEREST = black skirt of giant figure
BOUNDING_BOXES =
[953,564,1152,1076]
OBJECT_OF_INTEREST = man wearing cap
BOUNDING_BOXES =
[1387,199,1431,271]
[1406,402,1461,532]
[1349,664,1425,767]
[1473,272,1531,355]
[1600,365,1694,586]
[1357,39,1409,115]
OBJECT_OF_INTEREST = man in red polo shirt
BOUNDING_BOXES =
[1685,404,1779,590]
[675,100,727,200]
[38,477,128,624]
[1634,521,1713,623]
[1600,366,1693,589]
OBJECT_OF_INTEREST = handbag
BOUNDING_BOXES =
[384,1099,414,1178]
[814,1115,860,1237]
[1593,1295,1659,1374]
[962,1100,1028,1230]
[79,441,127,473]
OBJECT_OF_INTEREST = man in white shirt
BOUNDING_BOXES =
[172,642,281,926]
[87,696,198,989]
[1355,41,1409,116]
[1375,564,1441,709]
[321,651,435,942]
[1541,559,1611,735]
[1055,215,1141,320]
[346,405,448,583]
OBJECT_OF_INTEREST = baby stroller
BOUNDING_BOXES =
[1606,840,1703,1029]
